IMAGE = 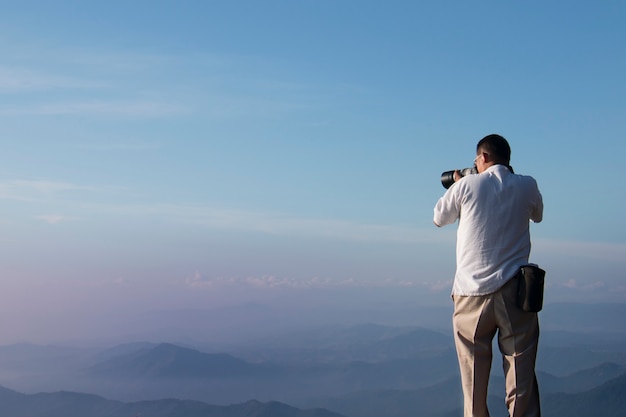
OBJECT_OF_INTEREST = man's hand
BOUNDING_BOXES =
[454,170,462,182]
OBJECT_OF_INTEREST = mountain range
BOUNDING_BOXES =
[0,386,347,417]
[0,303,624,417]
[1,364,624,417]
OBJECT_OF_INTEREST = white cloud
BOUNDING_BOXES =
[35,214,69,224]
[184,273,447,291]
[185,273,332,289]
[554,279,606,291]
[423,279,454,292]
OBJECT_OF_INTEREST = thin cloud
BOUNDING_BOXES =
[75,142,162,152]
[0,100,187,118]
[157,203,444,244]
[0,178,447,244]
[200,94,308,120]
[2,44,343,122]
[0,66,103,92]
[0,179,94,201]
[35,214,71,224]
[65,50,180,72]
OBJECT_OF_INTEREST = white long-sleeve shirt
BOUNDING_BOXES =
[434,164,543,296]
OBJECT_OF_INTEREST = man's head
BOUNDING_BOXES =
[474,134,511,173]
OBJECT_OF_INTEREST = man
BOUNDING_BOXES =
[433,134,543,417]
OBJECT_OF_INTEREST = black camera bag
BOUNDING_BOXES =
[517,264,545,313]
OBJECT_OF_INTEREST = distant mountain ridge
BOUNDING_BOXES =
[305,370,626,417]
[88,342,275,378]
[538,362,625,393]
[541,373,626,417]
[305,376,463,417]
[0,385,347,417]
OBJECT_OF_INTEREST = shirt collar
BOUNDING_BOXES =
[484,164,510,174]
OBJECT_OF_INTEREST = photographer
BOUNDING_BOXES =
[433,134,543,417]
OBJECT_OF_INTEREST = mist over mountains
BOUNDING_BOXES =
[89,343,274,379]
[0,302,624,417]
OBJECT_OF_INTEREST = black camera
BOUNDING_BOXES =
[440,167,477,189]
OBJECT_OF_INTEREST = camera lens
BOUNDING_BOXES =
[441,171,456,189]
[440,167,477,189]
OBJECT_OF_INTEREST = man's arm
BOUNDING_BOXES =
[433,187,460,227]
[530,180,543,223]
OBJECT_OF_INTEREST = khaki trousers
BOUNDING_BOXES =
[453,278,541,417]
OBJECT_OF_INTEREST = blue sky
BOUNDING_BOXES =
[1,1,625,343]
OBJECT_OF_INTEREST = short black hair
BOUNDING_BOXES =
[477,134,511,165]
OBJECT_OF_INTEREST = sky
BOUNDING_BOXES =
[1,1,625,344]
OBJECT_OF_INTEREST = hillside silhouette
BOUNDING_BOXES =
[0,386,347,417]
